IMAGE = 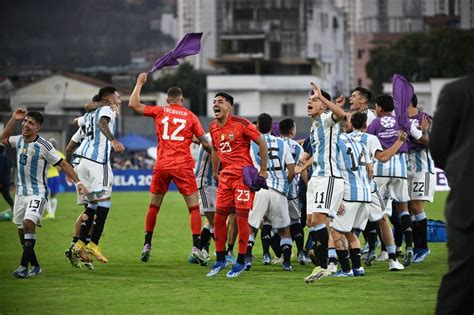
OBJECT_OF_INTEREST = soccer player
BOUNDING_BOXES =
[348,112,406,271]
[43,138,65,219]
[129,73,212,264]
[279,118,307,264]
[207,92,268,278]
[303,82,346,284]
[1,109,87,278]
[349,87,376,125]
[406,94,433,263]
[246,113,295,271]
[366,94,425,266]
[72,86,125,264]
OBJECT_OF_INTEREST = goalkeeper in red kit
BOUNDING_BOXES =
[129,72,212,265]
[206,92,268,278]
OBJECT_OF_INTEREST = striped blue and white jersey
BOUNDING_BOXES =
[309,111,342,178]
[8,135,62,198]
[407,149,434,174]
[338,133,372,202]
[251,133,295,195]
[76,106,116,164]
[195,133,216,188]
[70,127,86,164]
[282,136,303,199]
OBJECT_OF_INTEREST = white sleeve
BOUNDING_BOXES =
[283,142,295,165]
[323,111,338,127]
[250,143,260,169]
[7,135,21,147]
[368,135,383,160]
[77,116,85,127]
[99,106,115,120]
[410,120,423,140]
[71,128,83,143]
[41,141,62,166]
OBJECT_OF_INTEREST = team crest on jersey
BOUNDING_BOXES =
[380,116,396,128]
[221,134,226,141]
[21,148,28,154]
[229,133,234,141]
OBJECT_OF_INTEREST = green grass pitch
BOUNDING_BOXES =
[0,191,448,314]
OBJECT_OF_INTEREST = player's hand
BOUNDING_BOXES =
[137,72,148,85]
[76,182,89,197]
[65,175,74,184]
[294,165,302,174]
[310,82,323,100]
[13,108,26,120]
[335,95,345,108]
[112,140,125,153]
[397,131,407,142]
[337,203,345,216]
[213,171,219,184]
[259,169,268,179]
[420,114,430,132]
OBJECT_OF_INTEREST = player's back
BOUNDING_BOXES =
[282,136,303,199]
[408,112,434,173]
[148,104,204,170]
[338,133,371,202]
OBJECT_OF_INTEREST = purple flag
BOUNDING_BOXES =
[392,74,414,133]
[149,32,203,73]
[243,166,268,192]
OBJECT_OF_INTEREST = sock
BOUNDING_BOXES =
[145,204,160,234]
[290,222,304,252]
[328,247,337,263]
[280,237,293,265]
[270,230,282,257]
[305,228,315,251]
[236,209,250,256]
[227,243,234,255]
[415,212,428,250]
[399,211,413,249]
[412,217,421,250]
[313,224,329,269]
[71,236,79,247]
[387,244,397,261]
[79,207,96,243]
[51,197,58,216]
[246,234,255,258]
[192,234,201,249]
[216,251,225,262]
[21,233,37,268]
[336,249,351,272]
[214,208,229,253]
[261,224,272,255]
[366,221,378,251]
[390,207,404,247]
[189,206,201,237]
[350,248,361,269]
[91,204,110,245]
[200,225,212,252]
[85,237,91,245]
[144,232,153,246]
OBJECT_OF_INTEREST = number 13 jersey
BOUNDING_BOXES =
[144,104,205,170]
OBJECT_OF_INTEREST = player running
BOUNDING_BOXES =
[129,73,212,265]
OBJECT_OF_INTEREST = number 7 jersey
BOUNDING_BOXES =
[144,103,205,170]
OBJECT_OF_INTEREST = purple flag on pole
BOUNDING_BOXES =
[149,32,203,73]
[392,74,414,133]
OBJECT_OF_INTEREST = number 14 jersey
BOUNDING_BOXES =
[144,104,205,170]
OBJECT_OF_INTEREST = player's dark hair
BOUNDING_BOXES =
[215,92,234,106]
[279,118,295,136]
[93,86,117,102]
[411,93,418,108]
[350,112,368,130]
[257,113,273,133]
[26,111,44,125]
[375,94,394,112]
[352,87,372,102]
[311,89,332,101]
[167,87,183,99]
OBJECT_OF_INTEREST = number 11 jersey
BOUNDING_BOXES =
[144,104,205,170]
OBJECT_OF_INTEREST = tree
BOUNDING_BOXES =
[152,63,207,116]
[366,28,474,95]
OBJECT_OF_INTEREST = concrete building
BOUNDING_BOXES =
[460,0,474,29]
[161,13,177,39]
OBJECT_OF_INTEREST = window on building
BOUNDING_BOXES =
[233,103,240,116]
[281,103,295,117]
[357,49,365,59]
[234,8,253,20]
[358,78,363,86]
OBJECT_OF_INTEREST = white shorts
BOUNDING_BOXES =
[13,195,47,228]
[198,185,217,214]
[332,201,369,233]
[75,158,113,203]
[367,189,386,221]
[408,172,436,202]
[249,189,290,229]
[307,176,344,218]
[288,198,301,222]
[374,177,409,203]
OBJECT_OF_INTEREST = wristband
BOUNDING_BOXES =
[75,181,83,186]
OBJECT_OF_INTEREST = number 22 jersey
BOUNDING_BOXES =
[144,104,205,170]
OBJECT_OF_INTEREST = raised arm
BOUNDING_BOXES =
[129,72,149,115]
[1,109,26,145]
[311,82,346,121]
[374,131,407,163]
[98,116,125,153]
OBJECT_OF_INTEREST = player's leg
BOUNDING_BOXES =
[245,226,258,270]
[332,228,352,276]
[346,231,364,276]
[288,199,305,264]
[87,198,111,263]
[379,217,404,271]
[327,226,338,272]
[260,223,272,264]
[226,212,238,261]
